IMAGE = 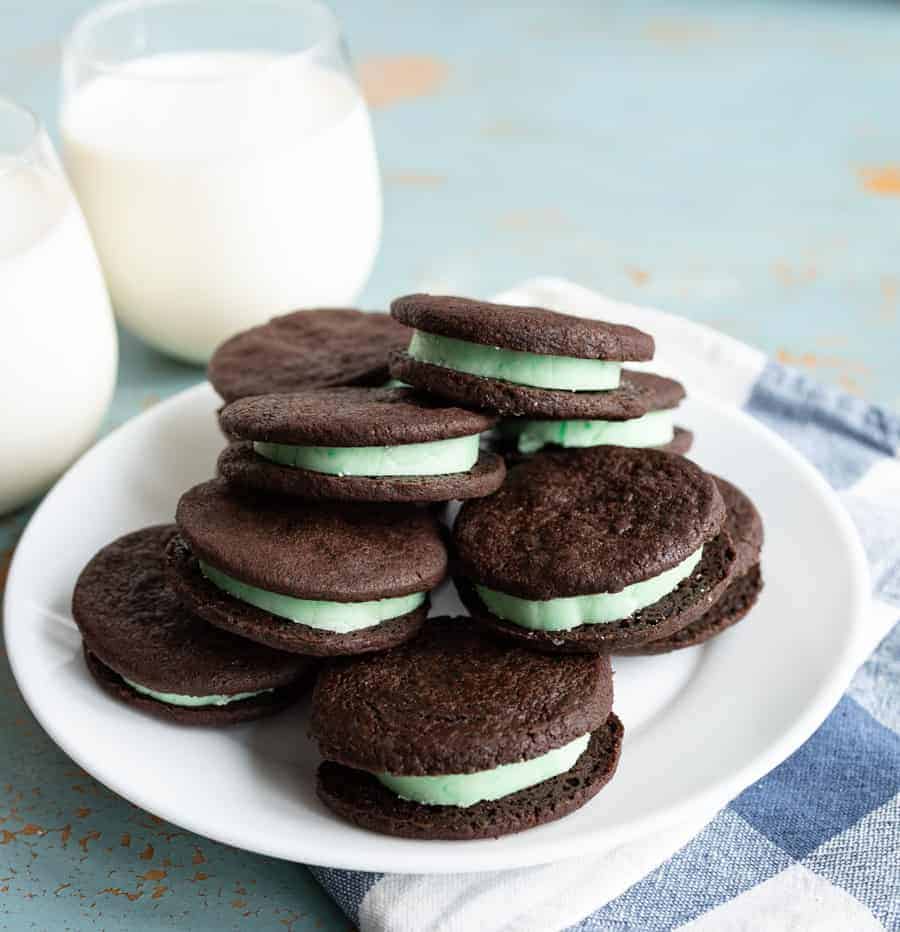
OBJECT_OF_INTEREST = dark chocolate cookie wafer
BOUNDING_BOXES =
[73,525,314,724]
[170,480,447,655]
[316,716,623,840]
[208,309,409,403]
[495,427,694,468]
[389,359,676,419]
[391,294,653,359]
[623,477,763,654]
[217,387,506,502]
[453,446,736,653]
[311,616,623,839]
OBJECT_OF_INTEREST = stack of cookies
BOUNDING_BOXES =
[72,294,763,841]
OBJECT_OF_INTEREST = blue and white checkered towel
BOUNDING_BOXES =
[310,279,900,932]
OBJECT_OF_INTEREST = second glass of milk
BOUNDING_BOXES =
[61,0,382,363]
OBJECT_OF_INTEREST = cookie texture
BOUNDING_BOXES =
[711,477,764,575]
[311,616,613,774]
[316,714,623,840]
[84,648,311,725]
[175,479,447,600]
[389,357,681,419]
[623,564,763,655]
[495,426,694,465]
[219,386,496,445]
[453,446,726,599]
[72,525,313,693]
[391,294,653,360]
[218,443,506,503]
[622,477,764,654]
[208,309,409,403]
[456,530,737,653]
[167,536,428,656]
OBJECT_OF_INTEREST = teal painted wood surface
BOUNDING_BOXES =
[2,0,899,927]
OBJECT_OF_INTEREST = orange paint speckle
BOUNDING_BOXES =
[357,55,448,109]
[120,833,131,847]
[232,898,248,909]
[139,843,154,861]
[78,830,101,853]
[141,869,167,881]
[625,266,650,286]
[191,872,208,882]
[100,886,143,902]
[773,261,817,288]
[75,808,91,819]
[858,165,900,196]
[191,846,206,865]
[151,884,167,899]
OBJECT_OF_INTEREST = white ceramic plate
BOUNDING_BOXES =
[5,381,868,874]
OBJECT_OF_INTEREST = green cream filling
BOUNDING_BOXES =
[253,434,479,477]
[477,547,703,631]
[122,677,272,708]
[375,733,590,807]
[502,409,675,454]
[199,561,426,633]
[407,330,622,391]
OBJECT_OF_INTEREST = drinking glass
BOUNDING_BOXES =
[0,97,117,514]
[61,0,382,363]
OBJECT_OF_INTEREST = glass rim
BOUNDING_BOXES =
[0,96,41,178]
[64,0,342,79]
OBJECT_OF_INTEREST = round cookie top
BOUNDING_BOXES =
[176,479,448,601]
[219,386,497,446]
[454,446,726,599]
[391,294,654,361]
[311,616,613,775]
[208,309,410,403]
[72,525,310,694]
[713,476,764,574]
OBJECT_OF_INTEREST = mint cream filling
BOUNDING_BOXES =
[375,733,591,807]
[253,434,479,477]
[122,677,272,708]
[477,547,703,631]
[407,330,622,391]
[199,561,426,633]
[502,409,675,454]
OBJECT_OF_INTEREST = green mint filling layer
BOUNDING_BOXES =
[476,547,703,631]
[253,434,479,477]
[407,330,622,391]
[122,677,273,708]
[502,409,675,454]
[199,561,426,633]
[375,733,590,807]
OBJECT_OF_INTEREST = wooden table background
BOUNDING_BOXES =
[1,0,899,928]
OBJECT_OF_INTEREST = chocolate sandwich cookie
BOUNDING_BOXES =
[453,446,738,653]
[217,386,506,503]
[389,293,658,417]
[73,525,314,724]
[169,480,447,656]
[208,308,410,403]
[623,477,763,654]
[312,616,623,840]
[495,372,691,460]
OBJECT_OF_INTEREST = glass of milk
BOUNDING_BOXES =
[61,0,383,363]
[0,97,117,515]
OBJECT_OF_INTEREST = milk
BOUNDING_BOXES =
[0,160,117,513]
[62,52,382,363]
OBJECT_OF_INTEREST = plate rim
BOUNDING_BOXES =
[3,381,871,874]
